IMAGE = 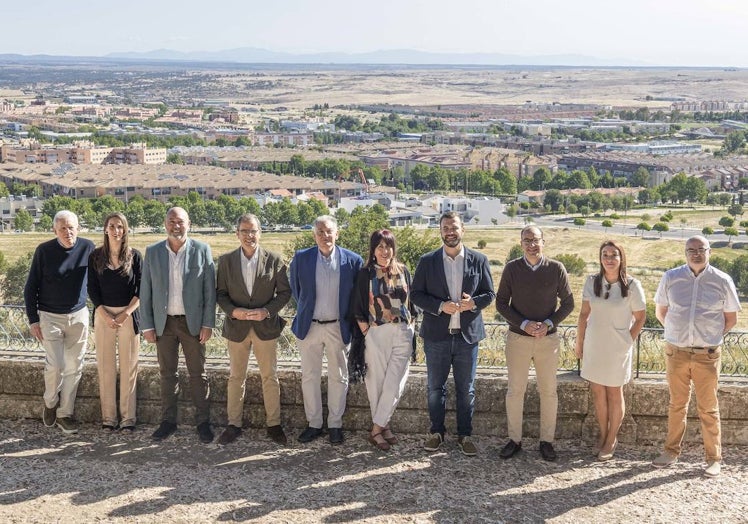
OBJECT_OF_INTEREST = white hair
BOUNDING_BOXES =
[53,210,78,225]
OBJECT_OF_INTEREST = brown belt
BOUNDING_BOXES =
[670,344,718,355]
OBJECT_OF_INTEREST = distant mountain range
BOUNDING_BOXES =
[0,48,649,67]
[106,47,646,66]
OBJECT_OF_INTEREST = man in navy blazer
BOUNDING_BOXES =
[290,215,363,444]
[140,207,217,444]
[411,211,495,456]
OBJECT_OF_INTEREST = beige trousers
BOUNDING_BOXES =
[94,306,139,427]
[505,331,559,443]
[227,328,281,427]
[664,343,722,462]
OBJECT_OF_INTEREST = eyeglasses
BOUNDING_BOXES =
[604,282,611,300]
[686,248,709,255]
[522,238,543,246]
[238,229,259,236]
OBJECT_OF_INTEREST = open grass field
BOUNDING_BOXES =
[4,224,748,329]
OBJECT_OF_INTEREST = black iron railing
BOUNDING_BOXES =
[2,305,747,376]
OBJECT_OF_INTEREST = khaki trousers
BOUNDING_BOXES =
[94,306,139,427]
[505,331,559,443]
[664,343,722,462]
[39,308,89,418]
[226,328,281,427]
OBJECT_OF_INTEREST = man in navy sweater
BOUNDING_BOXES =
[24,210,95,434]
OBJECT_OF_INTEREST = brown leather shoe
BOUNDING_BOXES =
[267,425,288,446]
[217,425,242,445]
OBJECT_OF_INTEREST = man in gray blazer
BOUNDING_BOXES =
[216,214,291,445]
[140,207,217,443]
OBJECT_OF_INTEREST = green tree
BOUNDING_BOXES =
[494,168,517,194]
[631,167,650,187]
[724,227,739,242]
[125,200,145,230]
[338,205,389,257]
[505,244,523,264]
[723,130,746,153]
[573,218,586,228]
[3,252,33,304]
[719,216,735,228]
[728,203,744,218]
[601,219,613,233]
[652,222,669,237]
[37,214,53,232]
[702,226,714,237]
[505,204,518,220]
[636,222,651,235]
[0,182,9,198]
[13,209,34,231]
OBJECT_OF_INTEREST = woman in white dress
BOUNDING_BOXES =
[575,240,645,461]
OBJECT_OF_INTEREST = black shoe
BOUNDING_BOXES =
[151,421,177,441]
[218,425,242,445]
[197,422,214,444]
[42,405,57,428]
[539,441,557,461]
[500,439,522,459]
[297,426,323,443]
[102,424,118,431]
[267,425,288,446]
[328,427,344,445]
[120,425,136,432]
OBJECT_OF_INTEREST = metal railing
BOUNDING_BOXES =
[2,305,748,376]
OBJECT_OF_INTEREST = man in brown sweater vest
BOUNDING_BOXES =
[495,226,574,461]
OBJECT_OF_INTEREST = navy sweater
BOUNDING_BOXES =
[24,238,95,324]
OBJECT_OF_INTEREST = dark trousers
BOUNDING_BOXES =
[156,315,210,425]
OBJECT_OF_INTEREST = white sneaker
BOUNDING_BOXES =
[652,452,678,468]
[704,461,721,478]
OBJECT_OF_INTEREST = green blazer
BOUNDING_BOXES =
[140,238,216,337]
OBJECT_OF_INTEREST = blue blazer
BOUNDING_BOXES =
[140,238,217,337]
[411,246,495,345]
[289,245,363,344]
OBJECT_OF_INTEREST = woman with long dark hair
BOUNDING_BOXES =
[351,229,417,450]
[88,212,142,431]
[575,240,645,460]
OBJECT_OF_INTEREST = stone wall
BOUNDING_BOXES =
[1,360,747,445]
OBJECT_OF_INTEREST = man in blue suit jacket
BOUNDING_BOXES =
[140,207,217,444]
[290,215,363,444]
[411,211,495,456]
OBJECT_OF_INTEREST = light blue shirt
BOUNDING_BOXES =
[312,246,340,321]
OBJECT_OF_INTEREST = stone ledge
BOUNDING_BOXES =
[1,360,747,445]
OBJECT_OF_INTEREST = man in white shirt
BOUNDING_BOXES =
[653,235,740,478]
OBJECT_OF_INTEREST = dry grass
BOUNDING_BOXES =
[4,225,748,328]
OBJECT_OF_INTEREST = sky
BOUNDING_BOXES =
[3,0,747,67]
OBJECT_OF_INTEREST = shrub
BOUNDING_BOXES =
[555,253,586,276]
[506,244,523,264]
[477,239,487,249]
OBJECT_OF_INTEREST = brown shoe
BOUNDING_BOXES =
[217,425,242,445]
[267,425,288,446]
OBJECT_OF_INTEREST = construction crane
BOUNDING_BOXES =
[337,167,369,194]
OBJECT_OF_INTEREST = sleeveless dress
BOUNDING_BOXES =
[580,275,646,387]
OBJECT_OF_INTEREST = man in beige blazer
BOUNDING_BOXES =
[216,214,292,445]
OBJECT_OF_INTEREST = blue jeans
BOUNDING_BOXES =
[424,335,479,437]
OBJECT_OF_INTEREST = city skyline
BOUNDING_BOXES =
[3,0,747,67]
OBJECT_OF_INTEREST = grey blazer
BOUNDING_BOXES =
[216,246,291,342]
[140,238,216,337]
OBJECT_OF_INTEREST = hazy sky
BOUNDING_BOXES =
[4,0,747,66]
